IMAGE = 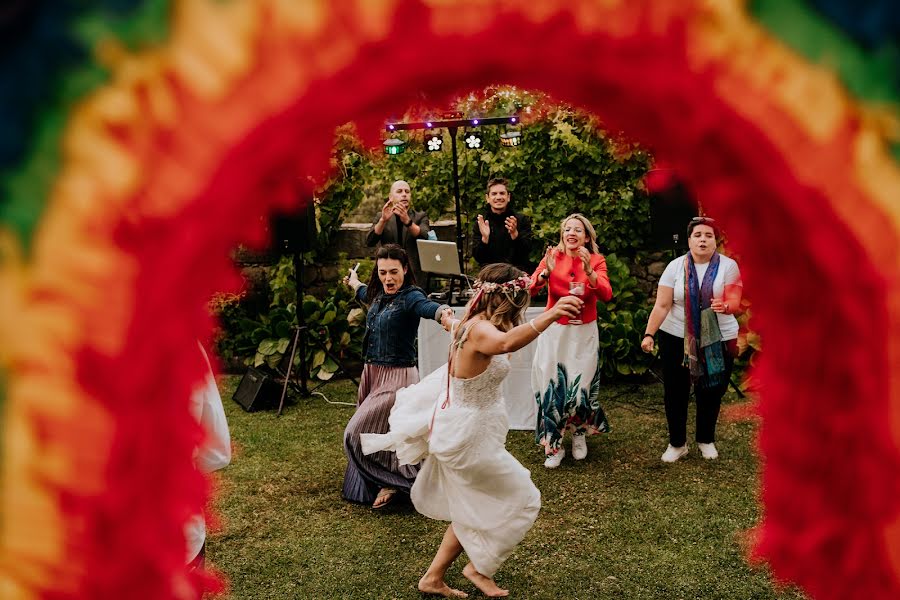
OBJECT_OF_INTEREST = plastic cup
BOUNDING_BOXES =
[568,281,585,324]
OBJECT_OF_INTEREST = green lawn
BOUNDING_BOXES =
[211,376,805,600]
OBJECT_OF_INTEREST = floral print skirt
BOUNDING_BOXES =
[531,321,609,455]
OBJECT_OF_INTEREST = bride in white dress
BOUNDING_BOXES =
[361,264,583,598]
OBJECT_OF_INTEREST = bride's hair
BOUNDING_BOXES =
[456,264,530,343]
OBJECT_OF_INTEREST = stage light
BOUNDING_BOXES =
[499,130,522,147]
[464,131,483,149]
[383,137,406,155]
[425,131,444,152]
[510,117,517,124]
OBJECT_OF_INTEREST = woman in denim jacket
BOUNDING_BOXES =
[342,244,451,508]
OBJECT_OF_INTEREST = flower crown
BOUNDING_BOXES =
[472,274,532,294]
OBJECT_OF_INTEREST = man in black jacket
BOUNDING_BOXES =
[366,180,431,285]
[472,177,533,272]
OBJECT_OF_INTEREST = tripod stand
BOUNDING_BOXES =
[276,251,359,415]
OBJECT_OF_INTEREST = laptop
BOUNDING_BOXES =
[416,239,462,276]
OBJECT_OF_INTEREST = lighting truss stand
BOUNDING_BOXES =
[385,115,519,274]
[276,252,359,415]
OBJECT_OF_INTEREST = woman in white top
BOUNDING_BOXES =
[640,217,743,462]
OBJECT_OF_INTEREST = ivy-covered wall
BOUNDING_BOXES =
[214,88,682,380]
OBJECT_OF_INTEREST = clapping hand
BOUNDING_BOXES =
[476,214,491,242]
[380,199,394,222]
[505,216,518,240]
[543,246,557,272]
[576,246,591,272]
[392,202,411,225]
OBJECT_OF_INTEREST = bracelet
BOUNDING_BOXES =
[643,333,654,340]
[528,320,542,335]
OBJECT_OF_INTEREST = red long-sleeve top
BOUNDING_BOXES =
[530,250,613,325]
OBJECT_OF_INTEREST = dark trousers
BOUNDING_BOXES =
[658,330,735,447]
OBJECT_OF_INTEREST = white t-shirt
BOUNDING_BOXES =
[658,253,742,340]
[185,344,232,563]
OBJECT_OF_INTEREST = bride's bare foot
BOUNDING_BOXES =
[418,574,468,598]
[462,563,508,598]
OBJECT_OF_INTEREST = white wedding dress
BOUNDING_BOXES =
[361,355,541,577]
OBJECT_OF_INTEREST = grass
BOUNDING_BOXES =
[211,376,806,600]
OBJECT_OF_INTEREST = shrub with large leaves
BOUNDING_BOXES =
[210,292,257,365]
[595,254,651,378]
[233,256,366,381]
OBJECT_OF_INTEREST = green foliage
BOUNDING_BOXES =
[257,257,365,381]
[210,292,257,364]
[217,128,372,368]
[218,88,653,378]
[596,254,651,379]
[214,256,366,380]
[306,127,377,260]
[313,88,654,379]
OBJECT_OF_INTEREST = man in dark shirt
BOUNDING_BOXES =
[366,180,431,285]
[472,177,533,272]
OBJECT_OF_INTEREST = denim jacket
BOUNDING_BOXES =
[356,285,449,367]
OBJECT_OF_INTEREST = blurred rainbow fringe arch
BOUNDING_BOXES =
[0,1,898,599]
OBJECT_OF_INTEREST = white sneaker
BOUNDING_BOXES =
[572,434,588,460]
[661,444,688,463]
[543,448,565,468]
[697,442,719,460]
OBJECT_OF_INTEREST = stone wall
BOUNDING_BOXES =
[233,220,459,300]
[628,251,671,301]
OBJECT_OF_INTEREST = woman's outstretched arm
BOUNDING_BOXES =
[467,297,583,356]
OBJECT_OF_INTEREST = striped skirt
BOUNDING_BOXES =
[342,363,421,504]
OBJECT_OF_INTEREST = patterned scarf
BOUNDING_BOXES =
[683,252,726,390]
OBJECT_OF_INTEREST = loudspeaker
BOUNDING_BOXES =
[232,367,279,412]
[271,202,316,253]
[649,181,697,252]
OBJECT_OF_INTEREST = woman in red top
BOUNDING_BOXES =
[530,213,613,468]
